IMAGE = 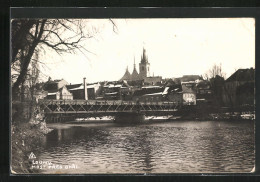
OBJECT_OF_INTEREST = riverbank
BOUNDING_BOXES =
[11,120,52,174]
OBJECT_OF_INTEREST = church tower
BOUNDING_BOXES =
[139,47,150,79]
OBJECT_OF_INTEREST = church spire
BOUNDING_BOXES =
[141,47,148,63]
[131,56,140,81]
[133,56,136,69]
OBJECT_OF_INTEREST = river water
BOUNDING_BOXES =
[33,120,254,174]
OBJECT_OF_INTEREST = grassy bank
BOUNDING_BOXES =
[11,120,52,174]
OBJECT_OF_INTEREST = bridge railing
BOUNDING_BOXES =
[38,99,178,106]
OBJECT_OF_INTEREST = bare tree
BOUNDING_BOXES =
[11,19,98,99]
[11,19,118,122]
[203,63,226,80]
[204,63,234,108]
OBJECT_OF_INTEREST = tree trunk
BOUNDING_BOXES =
[11,20,36,64]
[12,20,46,100]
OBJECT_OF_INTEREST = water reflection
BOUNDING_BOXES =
[35,120,254,174]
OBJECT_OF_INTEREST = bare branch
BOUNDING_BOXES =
[109,19,118,34]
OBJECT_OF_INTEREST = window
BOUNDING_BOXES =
[142,66,144,71]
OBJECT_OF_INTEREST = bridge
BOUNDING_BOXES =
[38,99,182,122]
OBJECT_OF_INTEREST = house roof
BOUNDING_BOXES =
[131,66,140,80]
[122,80,131,87]
[162,87,170,95]
[43,82,58,91]
[69,85,84,91]
[162,84,182,95]
[180,75,202,82]
[127,80,143,87]
[182,83,196,93]
[226,68,255,82]
[43,79,68,91]
[142,86,161,89]
[105,92,118,95]
[133,87,164,97]
[165,79,176,87]
[47,92,56,96]
[87,83,100,88]
[66,84,82,90]
[120,67,132,81]
[144,92,163,96]
[196,80,211,89]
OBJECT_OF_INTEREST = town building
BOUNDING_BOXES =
[195,80,212,105]
[138,92,164,103]
[43,78,90,100]
[143,76,163,86]
[132,86,164,102]
[43,78,68,91]
[67,78,101,100]
[66,83,85,100]
[209,75,225,106]
[181,81,197,105]
[179,75,202,82]
[222,68,255,107]
[162,81,183,104]
[43,79,73,100]
[44,86,73,100]
[101,81,132,100]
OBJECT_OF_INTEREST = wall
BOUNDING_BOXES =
[139,62,150,78]
[87,88,95,100]
[60,87,73,100]
[222,81,254,107]
[183,93,196,105]
[144,76,162,85]
[168,92,183,104]
[57,79,69,89]
[70,89,84,100]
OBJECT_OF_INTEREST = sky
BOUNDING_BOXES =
[39,18,255,84]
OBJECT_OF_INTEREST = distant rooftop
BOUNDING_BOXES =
[66,83,82,90]
[180,75,202,82]
[226,68,255,82]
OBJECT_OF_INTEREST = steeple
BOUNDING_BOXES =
[131,56,140,80]
[119,65,131,81]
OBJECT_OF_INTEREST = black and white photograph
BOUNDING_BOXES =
[11,17,255,174]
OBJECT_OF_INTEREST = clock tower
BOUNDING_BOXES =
[139,47,150,79]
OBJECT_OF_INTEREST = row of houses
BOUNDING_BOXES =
[37,77,209,106]
[32,68,254,108]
